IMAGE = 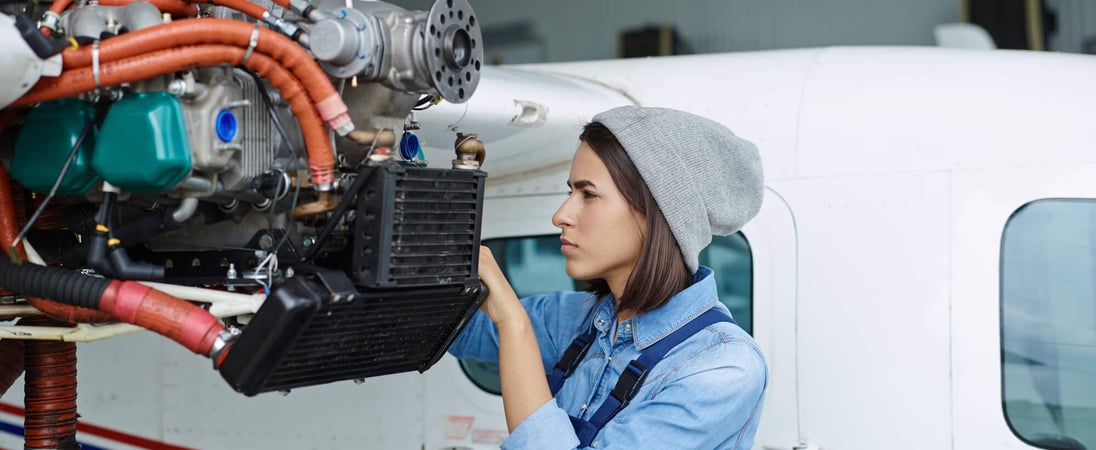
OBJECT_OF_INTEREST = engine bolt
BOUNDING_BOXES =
[258,234,274,250]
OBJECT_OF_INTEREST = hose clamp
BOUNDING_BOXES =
[208,327,240,367]
[38,11,61,33]
[92,41,102,88]
[241,24,260,67]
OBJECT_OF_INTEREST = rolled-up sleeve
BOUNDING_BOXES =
[501,399,580,450]
[448,291,599,369]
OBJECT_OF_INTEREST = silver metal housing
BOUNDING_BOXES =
[62,1,163,39]
[311,0,482,103]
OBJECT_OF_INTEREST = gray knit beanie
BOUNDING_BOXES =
[592,106,764,274]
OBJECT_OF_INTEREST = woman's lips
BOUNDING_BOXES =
[560,238,577,254]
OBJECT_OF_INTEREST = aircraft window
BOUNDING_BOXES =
[460,233,753,395]
[1001,199,1096,450]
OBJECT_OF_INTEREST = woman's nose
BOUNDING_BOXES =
[552,196,575,229]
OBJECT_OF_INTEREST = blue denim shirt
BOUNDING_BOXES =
[449,267,768,449]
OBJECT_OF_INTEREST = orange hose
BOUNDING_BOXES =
[30,297,115,323]
[195,0,268,21]
[48,0,73,14]
[99,0,198,17]
[14,45,335,185]
[57,18,349,133]
[0,163,114,323]
[38,0,74,37]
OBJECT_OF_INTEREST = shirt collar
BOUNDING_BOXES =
[590,266,719,350]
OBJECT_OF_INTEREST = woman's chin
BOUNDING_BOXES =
[565,264,601,283]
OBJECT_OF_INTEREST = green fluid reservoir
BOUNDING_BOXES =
[11,99,102,196]
[94,92,192,192]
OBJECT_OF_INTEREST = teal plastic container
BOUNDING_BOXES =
[11,99,102,196]
[93,92,192,192]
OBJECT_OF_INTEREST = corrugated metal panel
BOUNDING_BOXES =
[395,0,957,63]
[1047,0,1096,53]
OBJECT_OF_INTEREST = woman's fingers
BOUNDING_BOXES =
[477,246,521,324]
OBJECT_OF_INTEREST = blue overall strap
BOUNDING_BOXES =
[548,324,598,396]
[580,308,734,444]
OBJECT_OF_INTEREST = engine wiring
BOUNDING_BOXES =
[411,94,441,111]
[250,70,302,265]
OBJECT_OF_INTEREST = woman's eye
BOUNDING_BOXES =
[583,191,597,199]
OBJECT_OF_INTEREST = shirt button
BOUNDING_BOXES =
[597,319,606,327]
[592,440,599,447]
[580,403,588,410]
[624,323,631,331]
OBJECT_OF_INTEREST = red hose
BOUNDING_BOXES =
[23,318,79,450]
[15,45,336,186]
[99,280,225,357]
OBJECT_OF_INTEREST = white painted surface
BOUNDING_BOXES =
[6,46,1096,449]
[0,14,61,109]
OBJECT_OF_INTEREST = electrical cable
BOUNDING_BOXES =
[250,71,301,260]
[411,95,439,111]
[10,119,95,255]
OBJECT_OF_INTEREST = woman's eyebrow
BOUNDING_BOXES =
[567,180,597,189]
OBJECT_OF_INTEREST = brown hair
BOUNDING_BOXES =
[579,122,693,314]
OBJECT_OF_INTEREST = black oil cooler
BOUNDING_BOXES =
[220,162,488,396]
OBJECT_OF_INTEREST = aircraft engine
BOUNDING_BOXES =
[0,0,488,399]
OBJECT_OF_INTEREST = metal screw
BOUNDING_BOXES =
[279,389,291,396]
[258,234,274,250]
[285,267,295,278]
[354,378,365,385]
[227,263,238,280]
[168,79,187,96]
[302,236,316,248]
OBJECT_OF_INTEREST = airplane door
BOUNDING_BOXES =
[743,188,801,450]
[422,189,800,449]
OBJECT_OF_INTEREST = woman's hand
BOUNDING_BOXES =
[477,245,523,326]
[477,245,551,433]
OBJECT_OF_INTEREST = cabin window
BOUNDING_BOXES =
[1001,199,1096,450]
[460,233,753,395]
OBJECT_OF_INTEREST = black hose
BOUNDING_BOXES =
[60,208,182,268]
[0,256,110,310]
[300,164,377,262]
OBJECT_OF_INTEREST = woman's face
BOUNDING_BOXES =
[552,142,647,289]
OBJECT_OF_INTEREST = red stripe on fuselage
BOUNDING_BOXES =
[0,402,193,450]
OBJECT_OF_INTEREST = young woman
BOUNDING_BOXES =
[450,106,768,449]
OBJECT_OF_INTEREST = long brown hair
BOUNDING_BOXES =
[579,122,693,314]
